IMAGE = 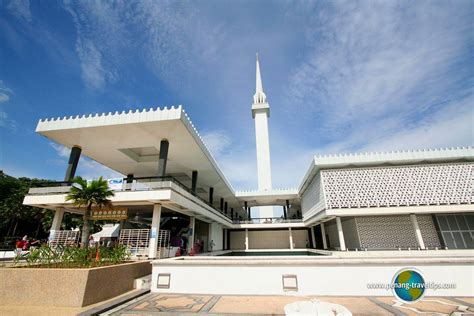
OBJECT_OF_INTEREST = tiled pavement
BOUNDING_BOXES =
[104,294,474,315]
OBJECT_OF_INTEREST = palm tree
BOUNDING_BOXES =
[66,176,115,247]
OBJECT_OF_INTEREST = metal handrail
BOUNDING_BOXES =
[29,176,233,221]
[233,217,303,224]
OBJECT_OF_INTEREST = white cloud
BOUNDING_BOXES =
[63,1,224,90]
[49,142,70,158]
[201,130,232,157]
[0,81,13,103]
[285,1,472,145]
[0,94,9,103]
[6,0,32,23]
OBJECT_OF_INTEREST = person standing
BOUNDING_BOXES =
[209,240,215,252]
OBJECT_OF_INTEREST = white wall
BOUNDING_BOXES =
[229,230,309,250]
[341,217,360,249]
[152,261,473,297]
[301,172,324,215]
[209,223,223,251]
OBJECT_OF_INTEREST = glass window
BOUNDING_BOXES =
[437,216,450,230]
[462,232,474,248]
[442,232,455,249]
[456,215,469,230]
[447,216,459,230]
[466,215,474,230]
[452,232,465,249]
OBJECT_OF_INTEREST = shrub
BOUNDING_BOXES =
[17,244,131,268]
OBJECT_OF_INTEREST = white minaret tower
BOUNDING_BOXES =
[252,54,274,218]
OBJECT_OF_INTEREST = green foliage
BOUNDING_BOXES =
[65,176,115,246]
[66,176,115,210]
[0,172,54,242]
[22,244,130,268]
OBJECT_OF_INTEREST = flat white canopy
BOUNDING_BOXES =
[36,106,242,212]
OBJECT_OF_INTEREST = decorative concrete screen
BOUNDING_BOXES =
[49,230,80,247]
[322,163,473,209]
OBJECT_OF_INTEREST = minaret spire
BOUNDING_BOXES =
[251,54,273,218]
[254,53,267,104]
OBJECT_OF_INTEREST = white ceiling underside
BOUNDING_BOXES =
[36,107,243,211]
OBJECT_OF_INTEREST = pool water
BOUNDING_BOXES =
[217,251,321,256]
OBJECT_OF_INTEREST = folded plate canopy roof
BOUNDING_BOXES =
[36,106,242,213]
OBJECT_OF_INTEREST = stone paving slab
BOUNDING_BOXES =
[106,294,474,315]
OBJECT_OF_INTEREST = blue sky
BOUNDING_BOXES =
[0,0,472,190]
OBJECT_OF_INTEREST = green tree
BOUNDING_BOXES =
[66,176,114,247]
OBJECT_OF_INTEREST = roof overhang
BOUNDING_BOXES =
[299,147,474,195]
[235,189,299,206]
[36,106,241,210]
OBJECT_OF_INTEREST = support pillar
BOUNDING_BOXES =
[311,226,316,249]
[283,205,287,220]
[49,208,64,243]
[157,140,169,177]
[223,228,227,250]
[148,204,162,259]
[336,217,346,251]
[321,223,328,249]
[224,202,228,215]
[64,146,81,182]
[286,200,290,218]
[245,228,249,250]
[410,214,425,250]
[191,171,198,195]
[289,227,294,249]
[188,216,195,254]
[209,187,214,205]
[220,198,224,212]
[126,174,134,190]
[230,208,234,220]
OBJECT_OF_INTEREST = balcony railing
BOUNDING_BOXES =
[233,217,303,224]
[28,176,233,221]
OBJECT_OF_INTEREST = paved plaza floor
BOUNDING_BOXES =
[103,293,474,315]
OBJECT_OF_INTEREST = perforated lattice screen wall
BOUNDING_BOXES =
[322,163,473,209]
[356,215,418,249]
[417,215,441,248]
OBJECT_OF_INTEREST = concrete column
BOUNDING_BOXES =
[209,187,214,205]
[410,214,426,250]
[191,171,198,195]
[283,205,287,219]
[64,146,81,181]
[321,223,328,249]
[311,226,316,249]
[188,216,196,254]
[224,202,228,215]
[220,198,224,212]
[231,208,234,220]
[286,200,290,218]
[148,204,162,259]
[289,227,294,249]
[157,140,169,177]
[245,228,249,250]
[48,208,64,243]
[336,217,346,251]
[126,174,134,191]
[223,228,227,250]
